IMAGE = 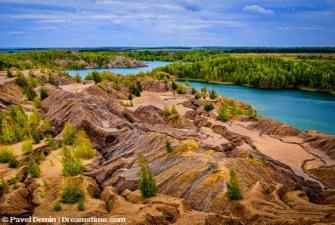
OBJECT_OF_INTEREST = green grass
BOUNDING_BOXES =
[61,179,85,204]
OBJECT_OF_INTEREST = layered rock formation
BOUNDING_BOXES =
[1,72,335,225]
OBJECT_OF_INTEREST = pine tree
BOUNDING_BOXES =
[165,140,173,153]
[138,154,157,198]
[227,170,243,200]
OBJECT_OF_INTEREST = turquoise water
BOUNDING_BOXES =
[185,81,335,134]
[67,61,171,78]
[67,60,335,134]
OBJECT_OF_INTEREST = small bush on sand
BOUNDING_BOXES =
[40,86,48,100]
[209,89,218,99]
[53,201,62,211]
[227,170,243,200]
[165,140,173,153]
[218,106,230,122]
[204,103,214,112]
[174,139,198,153]
[9,159,19,168]
[0,147,15,163]
[138,154,157,198]
[61,178,85,203]
[105,197,115,212]
[22,140,33,155]
[61,146,83,176]
[77,199,85,211]
[74,130,95,160]
[62,123,77,145]
[46,137,58,150]
[26,157,40,178]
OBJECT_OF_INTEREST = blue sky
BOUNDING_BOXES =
[0,0,334,47]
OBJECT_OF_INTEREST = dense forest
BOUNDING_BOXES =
[152,55,335,90]
[0,50,334,91]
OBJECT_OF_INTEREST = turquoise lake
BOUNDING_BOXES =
[68,61,335,134]
[186,81,335,135]
[67,61,171,78]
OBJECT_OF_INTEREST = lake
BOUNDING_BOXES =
[68,61,335,134]
[185,81,335,135]
[67,61,171,78]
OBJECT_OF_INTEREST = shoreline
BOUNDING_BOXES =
[177,78,335,95]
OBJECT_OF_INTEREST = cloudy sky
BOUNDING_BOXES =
[0,0,334,47]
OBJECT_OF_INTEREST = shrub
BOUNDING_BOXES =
[24,85,37,101]
[75,73,81,83]
[218,107,230,122]
[62,123,77,145]
[184,81,190,87]
[61,179,85,203]
[227,170,243,200]
[176,84,186,94]
[171,81,178,90]
[90,71,102,84]
[7,70,14,78]
[165,140,173,153]
[138,154,157,198]
[15,74,28,87]
[22,140,33,155]
[129,84,141,96]
[204,103,214,112]
[174,139,198,153]
[61,146,83,176]
[48,75,58,85]
[0,120,17,144]
[112,82,120,91]
[33,97,42,109]
[74,130,95,160]
[40,87,48,99]
[208,162,218,171]
[163,105,171,117]
[0,179,8,197]
[46,137,58,150]
[53,201,62,211]
[30,127,41,144]
[77,199,85,211]
[26,157,40,178]
[248,151,254,159]
[128,94,133,100]
[105,197,115,212]
[191,87,196,95]
[261,156,268,165]
[9,105,28,126]
[171,105,179,115]
[0,147,15,163]
[209,89,218,99]
[9,159,19,168]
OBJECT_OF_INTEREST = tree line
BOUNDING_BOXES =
[152,55,335,90]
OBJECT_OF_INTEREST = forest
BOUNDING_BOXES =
[152,54,335,90]
[0,50,334,91]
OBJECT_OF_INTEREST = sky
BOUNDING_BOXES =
[0,0,334,47]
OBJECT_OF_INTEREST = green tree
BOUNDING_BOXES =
[218,107,230,122]
[75,73,81,83]
[40,86,48,100]
[227,170,242,200]
[165,140,173,153]
[209,89,218,99]
[138,154,157,198]
[62,123,77,145]
[61,146,83,176]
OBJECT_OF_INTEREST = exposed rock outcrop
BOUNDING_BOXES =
[248,118,301,136]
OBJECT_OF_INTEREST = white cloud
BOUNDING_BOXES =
[243,5,274,15]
